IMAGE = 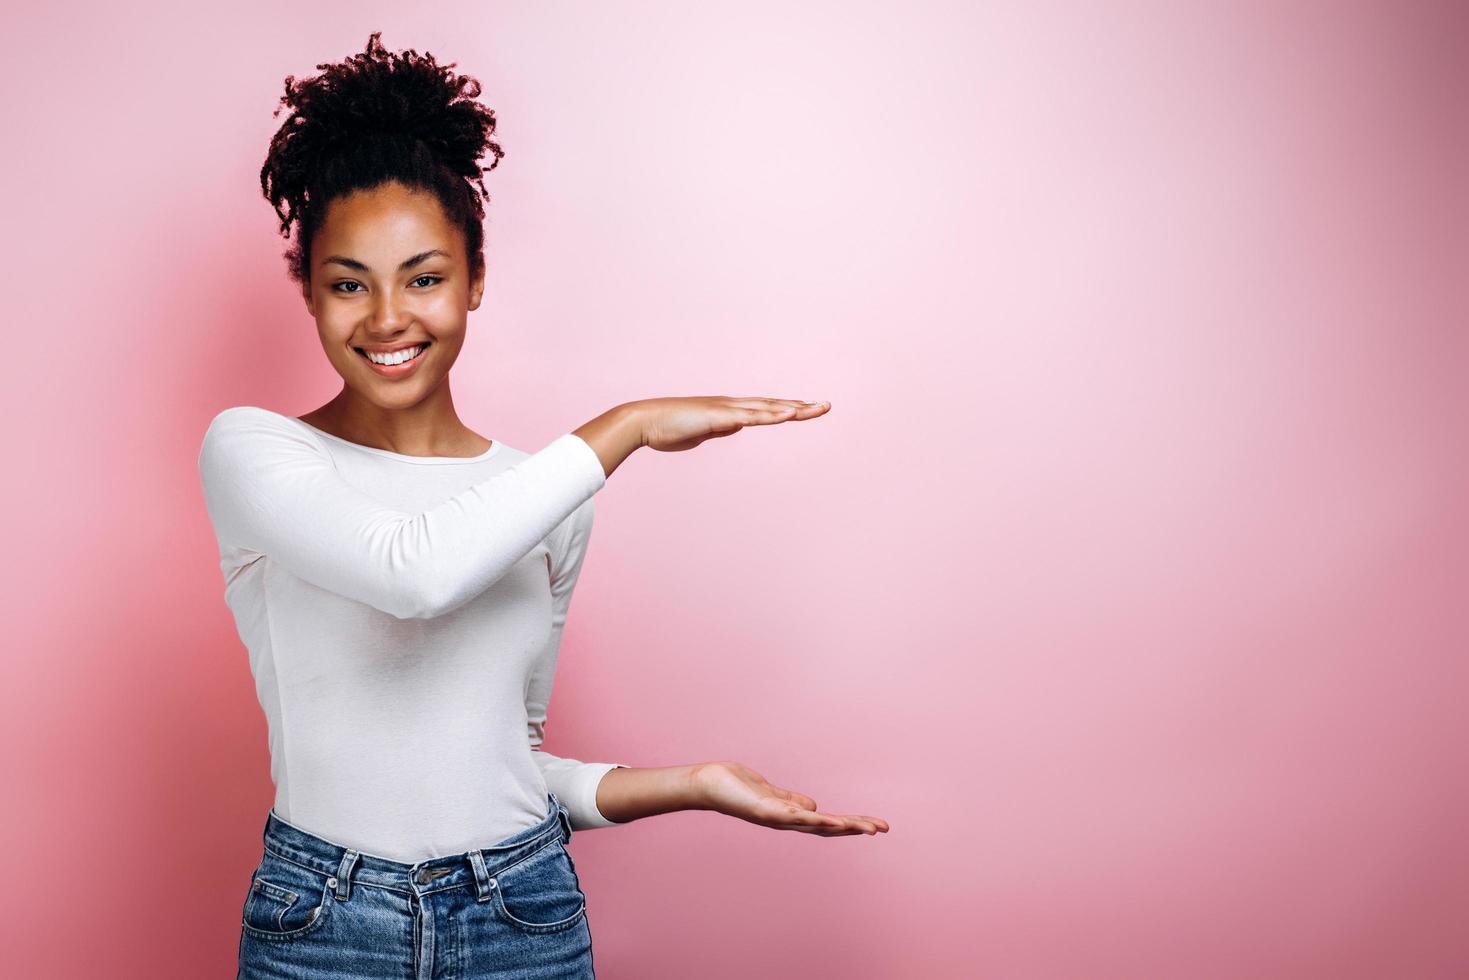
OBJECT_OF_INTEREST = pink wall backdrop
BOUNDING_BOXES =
[3,2,1465,977]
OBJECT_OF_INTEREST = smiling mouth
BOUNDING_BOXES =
[355,342,432,366]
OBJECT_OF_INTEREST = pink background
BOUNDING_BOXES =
[3,2,1465,977]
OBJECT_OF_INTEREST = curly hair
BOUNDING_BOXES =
[259,31,505,288]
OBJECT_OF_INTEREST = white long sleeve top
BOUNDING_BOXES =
[197,405,625,862]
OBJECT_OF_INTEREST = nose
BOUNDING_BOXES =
[366,289,414,337]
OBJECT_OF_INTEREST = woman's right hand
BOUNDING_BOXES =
[573,397,829,479]
[632,396,831,452]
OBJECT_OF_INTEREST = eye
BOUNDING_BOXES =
[330,276,441,294]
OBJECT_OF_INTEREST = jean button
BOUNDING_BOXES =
[416,869,432,885]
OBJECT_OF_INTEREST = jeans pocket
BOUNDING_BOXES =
[241,850,333,941]
[490,839,587,935]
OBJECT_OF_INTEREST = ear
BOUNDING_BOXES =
[302,280,316,319]
[467,261,487,312]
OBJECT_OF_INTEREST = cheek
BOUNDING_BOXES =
[424,337,460,367]
[313,309,353,341]
[317,325,345,349]
[424,294,467,325]
[422,314,467,349]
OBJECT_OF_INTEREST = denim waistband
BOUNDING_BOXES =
[259,793,575,902]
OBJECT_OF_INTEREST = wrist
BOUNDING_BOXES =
[573,404,644,479]
[680,763,715,810]
[596,763,710,822]
[614,401,649,450]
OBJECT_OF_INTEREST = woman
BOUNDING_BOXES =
[199,32,888,979]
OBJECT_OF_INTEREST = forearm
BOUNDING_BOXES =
[594,764,709,823]
[572,404,645,479]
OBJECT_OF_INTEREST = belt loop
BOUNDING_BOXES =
[333,849,360,902]
[467,849,494,902]
[553,795,573,844]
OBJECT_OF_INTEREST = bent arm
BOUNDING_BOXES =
[197,406,607,620]
[525,497,628,830]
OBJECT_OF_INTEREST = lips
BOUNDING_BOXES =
[355,341,431,376]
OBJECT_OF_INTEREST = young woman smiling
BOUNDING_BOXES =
[199,32,886,980]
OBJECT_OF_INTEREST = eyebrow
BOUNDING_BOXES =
[321,249,451,273]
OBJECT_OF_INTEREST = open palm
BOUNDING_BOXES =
[639,397,830,453]
[692,761,889,837]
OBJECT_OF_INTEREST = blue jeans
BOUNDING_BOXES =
[237,793,597,979]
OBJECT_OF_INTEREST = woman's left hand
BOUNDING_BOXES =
[690,761,889,836]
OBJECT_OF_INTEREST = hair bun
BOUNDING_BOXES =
[260,32,505,287]
[273,32,502,182]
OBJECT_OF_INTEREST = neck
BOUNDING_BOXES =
[308,378,484,457]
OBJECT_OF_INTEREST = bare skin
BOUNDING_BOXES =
[296,179,889,838]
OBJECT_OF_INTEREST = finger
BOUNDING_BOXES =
[764,399,830,412]
[770,807,879,837]
[782,820,858,836]
[798,823,868,837]
[727,398,828,411]
[729,402,797,418]
[832,814,885,833]
[735,407,798,426]
[769,786,818,811]
[767,806,847,832]
[829,813,884,834]
[776,401,830,419]
[739,403,829,426]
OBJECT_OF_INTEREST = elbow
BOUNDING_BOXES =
[375,582,446,621]
[395,580,466,621]
[394,595,446,621]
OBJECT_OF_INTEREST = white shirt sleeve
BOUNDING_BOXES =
[197,406,607,620]
[526,496,627,829]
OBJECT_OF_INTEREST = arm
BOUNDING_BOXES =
[525,496,629,829]
[197,406,616,620]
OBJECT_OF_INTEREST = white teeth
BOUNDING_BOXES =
[364,345,423,365]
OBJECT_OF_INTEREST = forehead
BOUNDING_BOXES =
[315,183,456,251]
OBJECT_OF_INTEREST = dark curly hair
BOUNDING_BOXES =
[260,31,505,289]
